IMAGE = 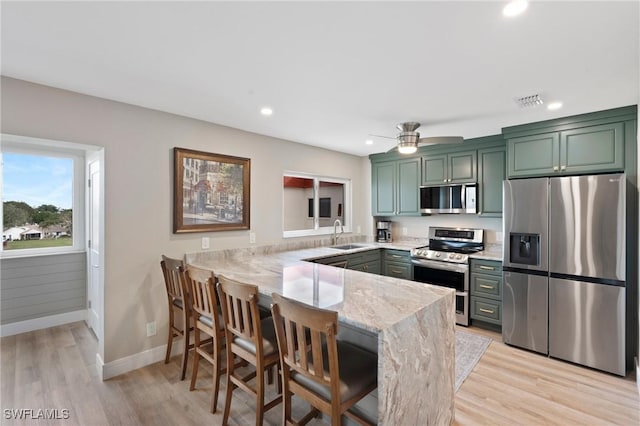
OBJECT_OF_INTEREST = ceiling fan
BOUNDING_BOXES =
[373,122,464,154]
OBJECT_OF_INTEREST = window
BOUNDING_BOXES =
[1,135,85,256]
[283,173,351,238]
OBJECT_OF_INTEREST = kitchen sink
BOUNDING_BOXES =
[330,244,371,250]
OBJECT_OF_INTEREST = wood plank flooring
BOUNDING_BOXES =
[1,321,638,425]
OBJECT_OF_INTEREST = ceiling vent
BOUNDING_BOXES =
[516,94,544,108]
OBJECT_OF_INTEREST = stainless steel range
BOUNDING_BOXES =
[411,227,484,326]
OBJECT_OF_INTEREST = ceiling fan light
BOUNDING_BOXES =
[398,141,418,154]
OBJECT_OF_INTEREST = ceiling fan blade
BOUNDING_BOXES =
[369,133,396,140]
[418,136,464,145]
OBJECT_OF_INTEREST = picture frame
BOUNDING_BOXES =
[173,147,250,233]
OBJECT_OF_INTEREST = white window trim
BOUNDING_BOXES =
[283,171,352,239]
[1,134,87,258]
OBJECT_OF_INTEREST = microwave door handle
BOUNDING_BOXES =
[461,185,466,210]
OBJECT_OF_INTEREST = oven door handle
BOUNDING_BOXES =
[411,258,469,273]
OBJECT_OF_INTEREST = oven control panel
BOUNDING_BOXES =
[411,248,469,264]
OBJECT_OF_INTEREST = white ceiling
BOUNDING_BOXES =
[2,1,638,156]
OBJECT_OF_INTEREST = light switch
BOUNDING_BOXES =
[249,232,256,244]
[201,237,210,249]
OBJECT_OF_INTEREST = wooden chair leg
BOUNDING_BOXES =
[165,310,174,364]
[212,339,222,413]
[180,322,190,380]
[189,328,200,391]
[221,348,235,426]
[255,365,265,426]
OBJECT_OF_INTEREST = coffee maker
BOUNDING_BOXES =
[376,221,392,242]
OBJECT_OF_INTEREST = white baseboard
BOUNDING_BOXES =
[101,340,184,380]
[0,310,87,337]
[636,357,639,397]
[96,352,105,382]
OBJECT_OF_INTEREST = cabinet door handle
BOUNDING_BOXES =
[553,166,559,171]
[479,308,495,314]
[391,255,403,258]
[391,269,403,274]
[478,265,495,270]
[479,284,494,289]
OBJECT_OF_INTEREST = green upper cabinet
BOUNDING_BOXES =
[371,157,420,216]
[478,145,506,216]
[560,122,624,174]
[507,132,559,177]
[421,150,477,185]
[506,117,627,178]
[371,161,396,215]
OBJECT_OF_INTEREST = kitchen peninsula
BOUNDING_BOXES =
[187,244,455,425]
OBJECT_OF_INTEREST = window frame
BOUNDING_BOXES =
[1,135,86,258]
[282,171,352,239]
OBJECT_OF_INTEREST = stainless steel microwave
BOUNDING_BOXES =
[419,184,477,214]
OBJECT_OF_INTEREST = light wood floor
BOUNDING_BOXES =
[1,322,638,425]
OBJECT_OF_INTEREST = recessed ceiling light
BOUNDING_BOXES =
[365,140,373,145]
[260,107,273,116]
[547,102,563,111]
[503,0,528,17]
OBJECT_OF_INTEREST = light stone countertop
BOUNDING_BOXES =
[187,242,455,425]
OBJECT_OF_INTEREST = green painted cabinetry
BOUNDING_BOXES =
[506,121,625,178]
[313,249,381,274]
[477,145,506,216]
[421,150,476,185]
[382,249,412,280]
[372,158,420,216]
[469,258,503,327]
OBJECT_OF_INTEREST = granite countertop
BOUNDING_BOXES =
[469,244,503,261]
[188,243,452,334]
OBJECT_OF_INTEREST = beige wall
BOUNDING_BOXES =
[0,76,370,362]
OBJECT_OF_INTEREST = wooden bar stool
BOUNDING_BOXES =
[216,275,282,426]
[185,266,225,413]
[271,293,378,426]
[160,255,193,380]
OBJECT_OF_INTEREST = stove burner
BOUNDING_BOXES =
[410,227,484,264]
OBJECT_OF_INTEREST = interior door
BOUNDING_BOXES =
[87,153,103,341]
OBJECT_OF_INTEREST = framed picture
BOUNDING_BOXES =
[173,147,250,233]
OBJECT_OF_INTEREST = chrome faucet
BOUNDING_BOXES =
[332,219,344,245]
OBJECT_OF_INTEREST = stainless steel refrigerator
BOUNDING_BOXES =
[502,173,626,376]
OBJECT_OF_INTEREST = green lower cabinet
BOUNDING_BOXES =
[384,261,412,279]
[382,249,412,279]
[346,250,382,275]
[470,296,501,325]
[469,259,503,328]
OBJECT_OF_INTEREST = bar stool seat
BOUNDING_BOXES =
[232,318,279,357]
[291,341,377,403]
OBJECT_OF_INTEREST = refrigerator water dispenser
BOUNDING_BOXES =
[509,233,540,266]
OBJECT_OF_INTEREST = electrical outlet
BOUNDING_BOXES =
[249,232,256,244]
[201,237,210,249]
[496,232,503,242]
[402,227,408,236]
[146,321,156,337]
[356,226,361,234]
